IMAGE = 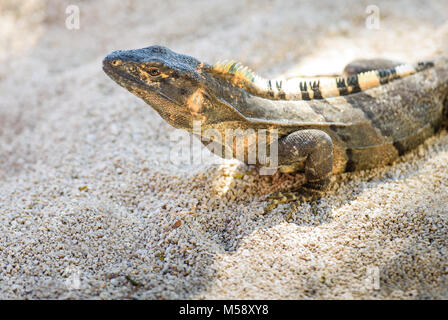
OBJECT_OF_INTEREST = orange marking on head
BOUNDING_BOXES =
[138,69,150,81]
[187,88,205,120]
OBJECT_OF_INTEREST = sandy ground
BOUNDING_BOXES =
[1,0,448,299]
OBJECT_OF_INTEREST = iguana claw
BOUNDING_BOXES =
[263,187,324,219]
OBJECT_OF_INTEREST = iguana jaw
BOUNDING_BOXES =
[102,59,188,128]
[102,48,208,130]
[102,59,180,106]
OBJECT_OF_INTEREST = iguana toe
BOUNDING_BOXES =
[263,187,324,216]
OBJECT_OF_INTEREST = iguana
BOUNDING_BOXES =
[103,46,448,213]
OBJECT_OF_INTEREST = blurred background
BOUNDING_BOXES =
[1,0,447,74]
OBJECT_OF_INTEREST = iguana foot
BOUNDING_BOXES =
[263,187,324,215]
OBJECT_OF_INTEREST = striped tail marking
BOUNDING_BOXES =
[213,60,434,100]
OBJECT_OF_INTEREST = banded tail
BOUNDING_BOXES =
[212,60,435,101]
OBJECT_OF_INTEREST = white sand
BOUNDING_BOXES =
[0,0,447,299]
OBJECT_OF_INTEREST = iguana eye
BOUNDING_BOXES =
[149,67,161,77]
[111,60,122,66]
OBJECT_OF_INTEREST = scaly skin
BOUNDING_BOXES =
[103,46,448,214]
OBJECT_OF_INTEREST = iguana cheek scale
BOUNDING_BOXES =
[103,46,448,213]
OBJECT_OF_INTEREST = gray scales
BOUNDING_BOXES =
[103,46,448,213]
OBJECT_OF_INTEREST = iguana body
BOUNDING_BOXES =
[103,46,448,210]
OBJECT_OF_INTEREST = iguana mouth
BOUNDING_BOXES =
[103,57,195,129]
[102,59,150,91]
[102,59,182,107]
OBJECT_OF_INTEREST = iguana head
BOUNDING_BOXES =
[103,45,246,131]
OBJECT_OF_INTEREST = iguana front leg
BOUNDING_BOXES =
[264,129,333,214]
